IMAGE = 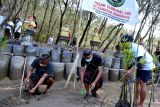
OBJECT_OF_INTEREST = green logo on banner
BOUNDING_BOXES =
[107,0,125,7]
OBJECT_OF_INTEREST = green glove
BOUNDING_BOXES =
[79,89,86,95]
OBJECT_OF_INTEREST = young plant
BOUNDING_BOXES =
[121,42,134,70]
[0,36,7,50]
[152,54,160,73]
[115,42,134,107]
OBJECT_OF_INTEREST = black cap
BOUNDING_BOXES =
[121,34,134,43]
[41,54,50,61]
[83,49,92,57]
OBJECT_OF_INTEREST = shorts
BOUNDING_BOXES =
[136,70,151,83]
[83,70,103,88]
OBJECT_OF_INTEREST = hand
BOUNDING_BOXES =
[24,78,29,83]
[29,88,36,94]
[90,82,96,90]
[81,82,85,89]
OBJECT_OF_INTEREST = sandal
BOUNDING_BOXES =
[83,93,90,99]
[91,93,100,98]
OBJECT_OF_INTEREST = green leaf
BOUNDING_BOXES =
[0,36,7,50]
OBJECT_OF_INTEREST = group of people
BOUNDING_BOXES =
[23,33,155,107]
[4,15,37,45]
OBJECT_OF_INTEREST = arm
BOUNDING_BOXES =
[26,58,38,81]
[80,67,85,84]
[27,67,34,79]
[31,73,48,91]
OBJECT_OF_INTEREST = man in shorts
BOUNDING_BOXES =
[121,34,154,107]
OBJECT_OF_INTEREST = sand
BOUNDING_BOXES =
[0,78,159,107]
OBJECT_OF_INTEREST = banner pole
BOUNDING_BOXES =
[64,0,83,88]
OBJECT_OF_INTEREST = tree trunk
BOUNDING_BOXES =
[102,24,123,53]
[83,27,90,47]
[78,12,93,47]
[55,0,69,45]
[98,18,107,42]
[99,24,122,49]
[138,0,150,13]
[22,0,30,25]
[12,0,27,21]
[66,2,74,23]
[0,0,2,10]
[98,18,107,34]
[0,0,17,27]
[134,1,152,42]
[142,11,160,39]
[72,0,80,37]
[33,0,38,16]
[46,0,56,41]
[49,14,60,36]
[37,0,50,41]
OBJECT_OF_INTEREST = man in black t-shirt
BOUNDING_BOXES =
[24,54,54,95]
[80,49,103,99]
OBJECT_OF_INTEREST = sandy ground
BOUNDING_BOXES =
[0,78,159,107]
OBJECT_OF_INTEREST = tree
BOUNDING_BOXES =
[78,12,93,47]
[55,0,70,45]
[46,0,56,40]
[37,0,50,41]
[0,0,17,27]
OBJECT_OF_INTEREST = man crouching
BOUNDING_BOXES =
[80,49,103,99]
[24,54,54,95]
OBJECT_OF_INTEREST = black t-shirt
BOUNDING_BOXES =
[81,54,103,71]
[31,58,52,79]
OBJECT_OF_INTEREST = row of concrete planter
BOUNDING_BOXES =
[1,44,75,63]
[103,68,125,82]
[2,44,125,69]
[0,54,126,82]
[0,55,77,81]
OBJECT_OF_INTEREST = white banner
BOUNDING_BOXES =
[82,0,140,25]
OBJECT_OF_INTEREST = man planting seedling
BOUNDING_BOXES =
[24,54,54,95]
[119,34,154,107]
[80,49,103,99]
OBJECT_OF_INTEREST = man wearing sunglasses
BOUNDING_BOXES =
[24,54,54,95]
[80,49,103,99]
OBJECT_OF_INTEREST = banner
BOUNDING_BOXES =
[82,0,140,25]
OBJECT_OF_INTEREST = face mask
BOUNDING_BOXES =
[39,61,47,67]
[85,56,93,62]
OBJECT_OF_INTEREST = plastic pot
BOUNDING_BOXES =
[26,46,37,56]
[109,69,119,82]
[103,67,110,81]
[50,62,65,81]
[0,54,11,80]
[64,63,76,81]
[112,58,120,69]
[13,45,24,56]
[25,56,36,73]
[104,57,113,68]
[9,56,25,80]
[51,47,61,62]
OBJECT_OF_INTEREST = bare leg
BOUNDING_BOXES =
[139,80,147,107]
[84,84,90,94]
[44,77,54,94]
[135,80,141,105]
